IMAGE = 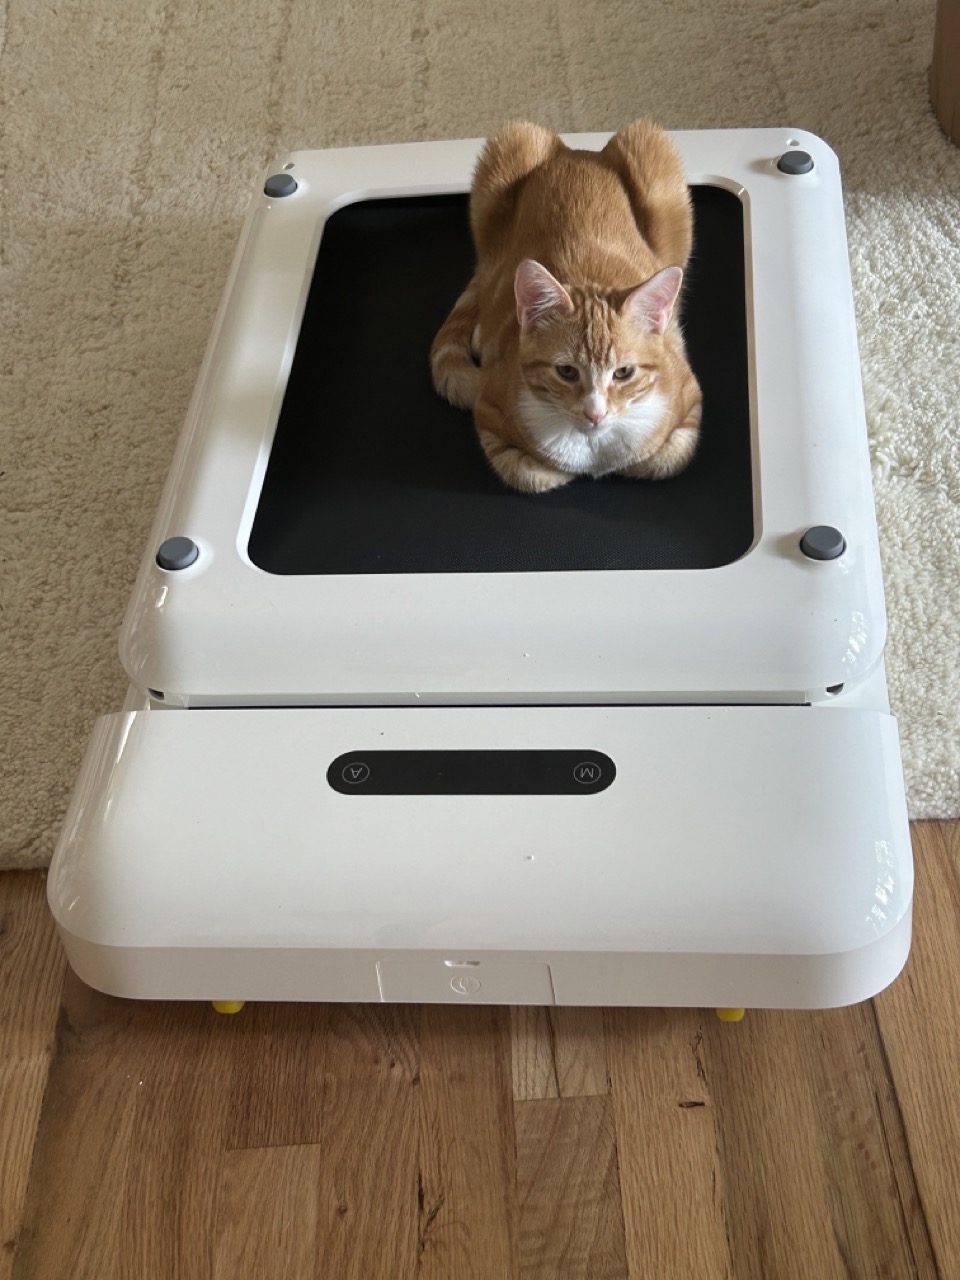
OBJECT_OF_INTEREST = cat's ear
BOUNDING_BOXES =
[621,266,683,335]
[515,260,574,330]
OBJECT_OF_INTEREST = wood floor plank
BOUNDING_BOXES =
[552,1008,609,1097]
[874,820,960,1276]
[511,1007,608,1101]
[418,1005,519,1279]
[227,1002,327,1150]
[806,1005,936,1279]
[13,976,135,1280]
[214,1145,322,1279]
[14,973,238,1280]
[511,1006,560,1101]
[115,1000,241,1279]
[605,1008,733,1280]
[314,1005,420,1280]
[0,873,66,1280]
[704,1004,936,1280]
[515,1095,627,1279]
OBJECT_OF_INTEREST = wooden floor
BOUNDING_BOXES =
[2,823,959,1279]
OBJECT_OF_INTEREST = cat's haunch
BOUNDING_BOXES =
[431,120,702,494]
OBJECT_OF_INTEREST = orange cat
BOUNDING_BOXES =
[431,120,702,493]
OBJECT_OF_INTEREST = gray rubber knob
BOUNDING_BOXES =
[800,526,845,560]
[157,536,200,570]
[778,150,814,175]
[263,173,298,197]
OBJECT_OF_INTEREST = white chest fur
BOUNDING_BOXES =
[518,387,669,476]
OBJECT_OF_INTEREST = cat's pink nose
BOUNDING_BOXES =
[585,407,606,426]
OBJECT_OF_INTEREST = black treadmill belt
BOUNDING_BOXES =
[248,187,752,574]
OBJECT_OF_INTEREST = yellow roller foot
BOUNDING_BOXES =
[212,1000,245,1014]
[716,1007,745,1023]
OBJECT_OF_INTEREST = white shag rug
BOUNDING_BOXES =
[1,0,958,868]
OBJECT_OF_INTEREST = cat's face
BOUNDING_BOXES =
[519,303,663,433]
[514,261,682,467]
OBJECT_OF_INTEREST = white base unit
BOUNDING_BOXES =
[47,129,913,1009]
[49,705,911,1008]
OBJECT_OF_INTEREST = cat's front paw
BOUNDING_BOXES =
[624,409,701,481]
[433,361,480,410]
[512,462,573,494]
[478,431,573,494]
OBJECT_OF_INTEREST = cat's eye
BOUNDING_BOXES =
[613,365,636,381]
[555,364,579,382]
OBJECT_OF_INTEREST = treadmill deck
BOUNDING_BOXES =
[249,189,753,575]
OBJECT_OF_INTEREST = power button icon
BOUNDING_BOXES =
[574,761,603,785]
[450,974,482,995]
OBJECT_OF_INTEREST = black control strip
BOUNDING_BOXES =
[327,750,616,796]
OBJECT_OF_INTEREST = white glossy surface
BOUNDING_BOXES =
[48,705,912,1007]
[118,129,886,707]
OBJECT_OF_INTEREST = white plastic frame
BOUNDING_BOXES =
[120,129,886,707]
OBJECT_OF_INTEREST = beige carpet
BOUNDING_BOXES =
[1,0,958,869]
